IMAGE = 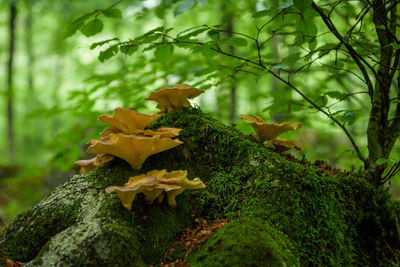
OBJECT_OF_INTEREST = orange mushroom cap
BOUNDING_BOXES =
[159,170,206,208]
[134,127,182,138]
[86,133,183,170]
[240,114,302,142]
[105,175,159,210]
[146,84,204,113]
[99,108,161,134]
[268,137,302,152]
[106,169,206,210]
[74,154,114,174]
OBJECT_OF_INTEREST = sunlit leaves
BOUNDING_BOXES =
[252,1,294,17]
[120,45,138,55]
[177,25,208,40]
[65,6,122,38]
[80,18,104,37]
[65,13,92,38]
[102,8,122,19]
[293,0,312,12]
[90,38,119,49]
[154,45,173,61]
[174,0,196,16]
[98,45,118,62]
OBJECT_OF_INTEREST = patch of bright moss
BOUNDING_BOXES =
[189,217,299,267]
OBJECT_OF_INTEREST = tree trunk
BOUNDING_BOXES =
[365,0,399,184]
[6,2,17,161]
[0,108,398,266]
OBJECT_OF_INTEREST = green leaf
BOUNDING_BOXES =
[297,17,317,36]
[102,8,122,19]
[282,52,302,63]
[341,111,358,126]
[120,45,138,55]
[98,45,118,62]
[207,30,220,41]
[252,9,271,18]
[90,38,119,49]
[376,158,389,165]
[195,66,218,76]
[293,0,312,12]
[271,63,287,70]
[81,19,104,37]
[154,45,173,61]
[174,0,195,16]
[308,37,317,50]
[192,45,217,58]
[177,27,208,40]
[65,13,92,38]
[231,37,248,47]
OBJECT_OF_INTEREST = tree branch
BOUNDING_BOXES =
[312,1,375,99]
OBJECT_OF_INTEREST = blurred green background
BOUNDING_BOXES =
[1,0,399,227]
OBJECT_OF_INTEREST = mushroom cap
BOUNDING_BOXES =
[106,169,206,210]
[240,114,302,142]
[268,137,302,152]
[160,170,206,189]
[105,176,158,210]
[134,127,182,138]
[86,133,183,170]
[159,170,206,208]
[74,154,114,174]
[99,108,161,134]
[146,84,204,112]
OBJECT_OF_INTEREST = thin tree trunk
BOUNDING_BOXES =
[222,2,237,123]
[25,3,34,93]
[7,2,17,161]
[365,0,398,183]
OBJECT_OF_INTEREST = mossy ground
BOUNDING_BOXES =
[1,107,399,266]
[188,217,299,267]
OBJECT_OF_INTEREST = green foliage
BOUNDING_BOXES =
[80,18,103,37]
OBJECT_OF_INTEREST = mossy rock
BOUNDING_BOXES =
[189,217,299,267]
[0,107,399,266]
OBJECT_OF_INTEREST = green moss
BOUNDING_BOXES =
[189,217,299,267]
[149,107,400,265]
[0,201,80,262]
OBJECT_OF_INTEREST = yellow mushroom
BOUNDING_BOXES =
[159,170,206,208]
[86,133,183,170]
[267,137,302,152]
[240,114,302,143]
[106,169,206,210]
[74,154,114,174]
[146,84,204,113]
[134,127,182,138]
[105,175,159,210]
[99,108,161,134]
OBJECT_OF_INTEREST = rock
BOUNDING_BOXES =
[0,107,398,266]
[188,217,298,267]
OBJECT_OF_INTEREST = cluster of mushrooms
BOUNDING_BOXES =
[75,84,205,210]
[240,114,302,152]
[74,83,303,210]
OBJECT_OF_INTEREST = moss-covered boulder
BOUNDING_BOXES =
[189,217,299,267]
[0,107,399,266]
